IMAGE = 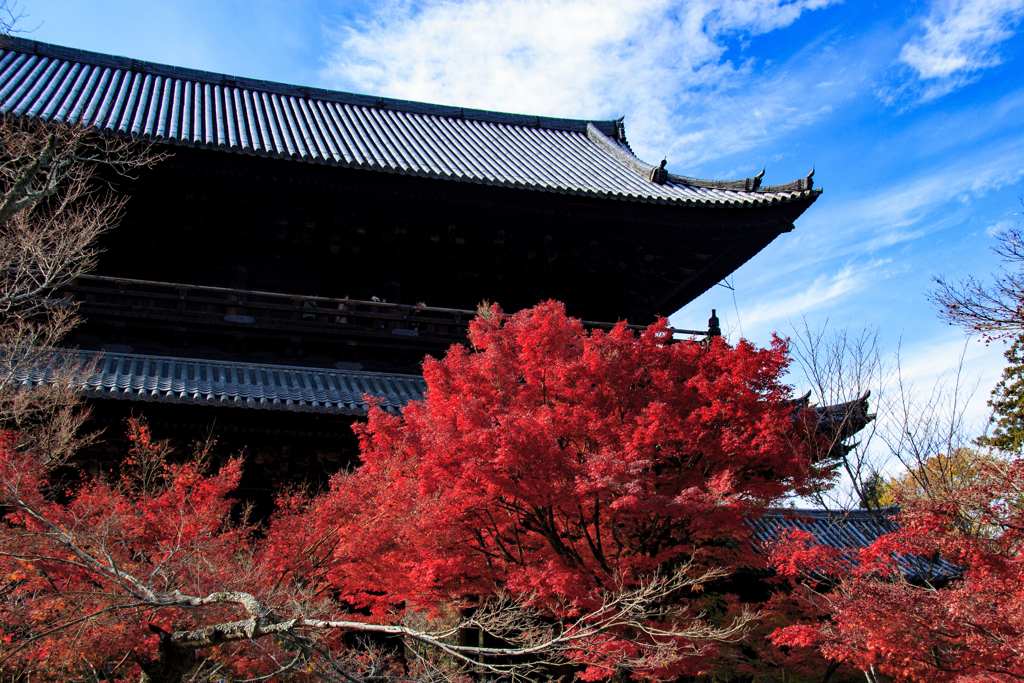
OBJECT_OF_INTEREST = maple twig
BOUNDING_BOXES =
[0,601,150,667]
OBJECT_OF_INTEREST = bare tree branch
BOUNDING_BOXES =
[0,117,165,467]
[930,197,1024,340]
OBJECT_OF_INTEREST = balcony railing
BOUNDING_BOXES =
[59,274,710,344]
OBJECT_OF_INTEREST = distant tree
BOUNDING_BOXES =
[876,447,1004,505]
[975,332,1024,453]
[860,469,888,509]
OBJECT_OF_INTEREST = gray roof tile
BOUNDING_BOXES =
[0,38,818,206]
[16,350,426,416]
[750,507,959,580]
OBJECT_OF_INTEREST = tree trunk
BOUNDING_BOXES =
[136,629,196,683]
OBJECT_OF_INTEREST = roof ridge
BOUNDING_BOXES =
[0,38,819,207]
[2,36,623,137]
[586,122,813,193]
[763,506,899,518]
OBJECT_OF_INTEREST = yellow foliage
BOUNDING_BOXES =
[879,448,999,506]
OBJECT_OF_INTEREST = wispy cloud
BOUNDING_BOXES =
[672,135,1024,350]
[728,260,890,333]
[761,141,1024,269]
[986,218,1016,236]
[322,0,841,169]
[848,152,1024,245]
[891,0,1024,103]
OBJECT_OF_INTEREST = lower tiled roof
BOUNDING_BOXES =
[11,348,955,577]
[17,350,425,415]
[752,507,897,550]
[751,507,959,580]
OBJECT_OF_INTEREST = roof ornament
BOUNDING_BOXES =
[707,309,721,337]
[749,167,765,191]
[803,167,815,191]
[649,159,668,185]
[615,116,627,143]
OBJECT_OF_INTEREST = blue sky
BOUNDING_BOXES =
[22,0,1024,434]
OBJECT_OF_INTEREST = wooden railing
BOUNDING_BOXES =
[59,274,709,344]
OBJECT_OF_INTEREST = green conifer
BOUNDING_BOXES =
[976,332,1024,453]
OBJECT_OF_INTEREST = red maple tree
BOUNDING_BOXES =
[0,301,826,681]
[273,301,826,679]
[770,457,1024,683]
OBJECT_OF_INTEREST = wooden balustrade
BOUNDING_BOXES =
[59,274,708,346]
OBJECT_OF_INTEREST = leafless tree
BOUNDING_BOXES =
[877,345,984,501]
[788,318,889,511]
[0,117,165,464]
[930,197,1024,340]
[788,318,983,514]
[0,1,27,40]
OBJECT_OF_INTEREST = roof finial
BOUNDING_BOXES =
[707,309,721,337]
[649,158,668,185]
[749,167,765,191]
[803,167,815,191]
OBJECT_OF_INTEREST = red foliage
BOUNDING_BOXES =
[282,302,809,597]
[0,420,260,679]
[770,459,1024,683]
[267,301,823,676]
[0,301,825,680]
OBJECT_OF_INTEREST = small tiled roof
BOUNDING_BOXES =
[18,350,425,416]
[752,507,897,550]
[751,507,960,581]
[0,38,818,207]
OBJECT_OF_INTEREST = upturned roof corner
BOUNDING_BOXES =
[586,121,818,195]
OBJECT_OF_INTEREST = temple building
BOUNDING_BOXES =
[0,38,827,495]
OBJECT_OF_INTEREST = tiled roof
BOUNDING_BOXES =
[17,350,425,415]
[751,507,959,580]
[0,38,818,207]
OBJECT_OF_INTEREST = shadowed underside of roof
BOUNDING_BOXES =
[0,37,818,207]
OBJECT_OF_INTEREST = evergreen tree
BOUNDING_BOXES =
[977,331,1024,453]
[860,468,888,508]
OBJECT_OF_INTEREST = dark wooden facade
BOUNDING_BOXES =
[94,146,813,326]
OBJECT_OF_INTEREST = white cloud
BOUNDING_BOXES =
[765,146,1024,276]
[897,0,1024,101]
[987,218,1016,236]
[844,154,1024,249]
[322,0,841,169]
[724,260,888,333]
